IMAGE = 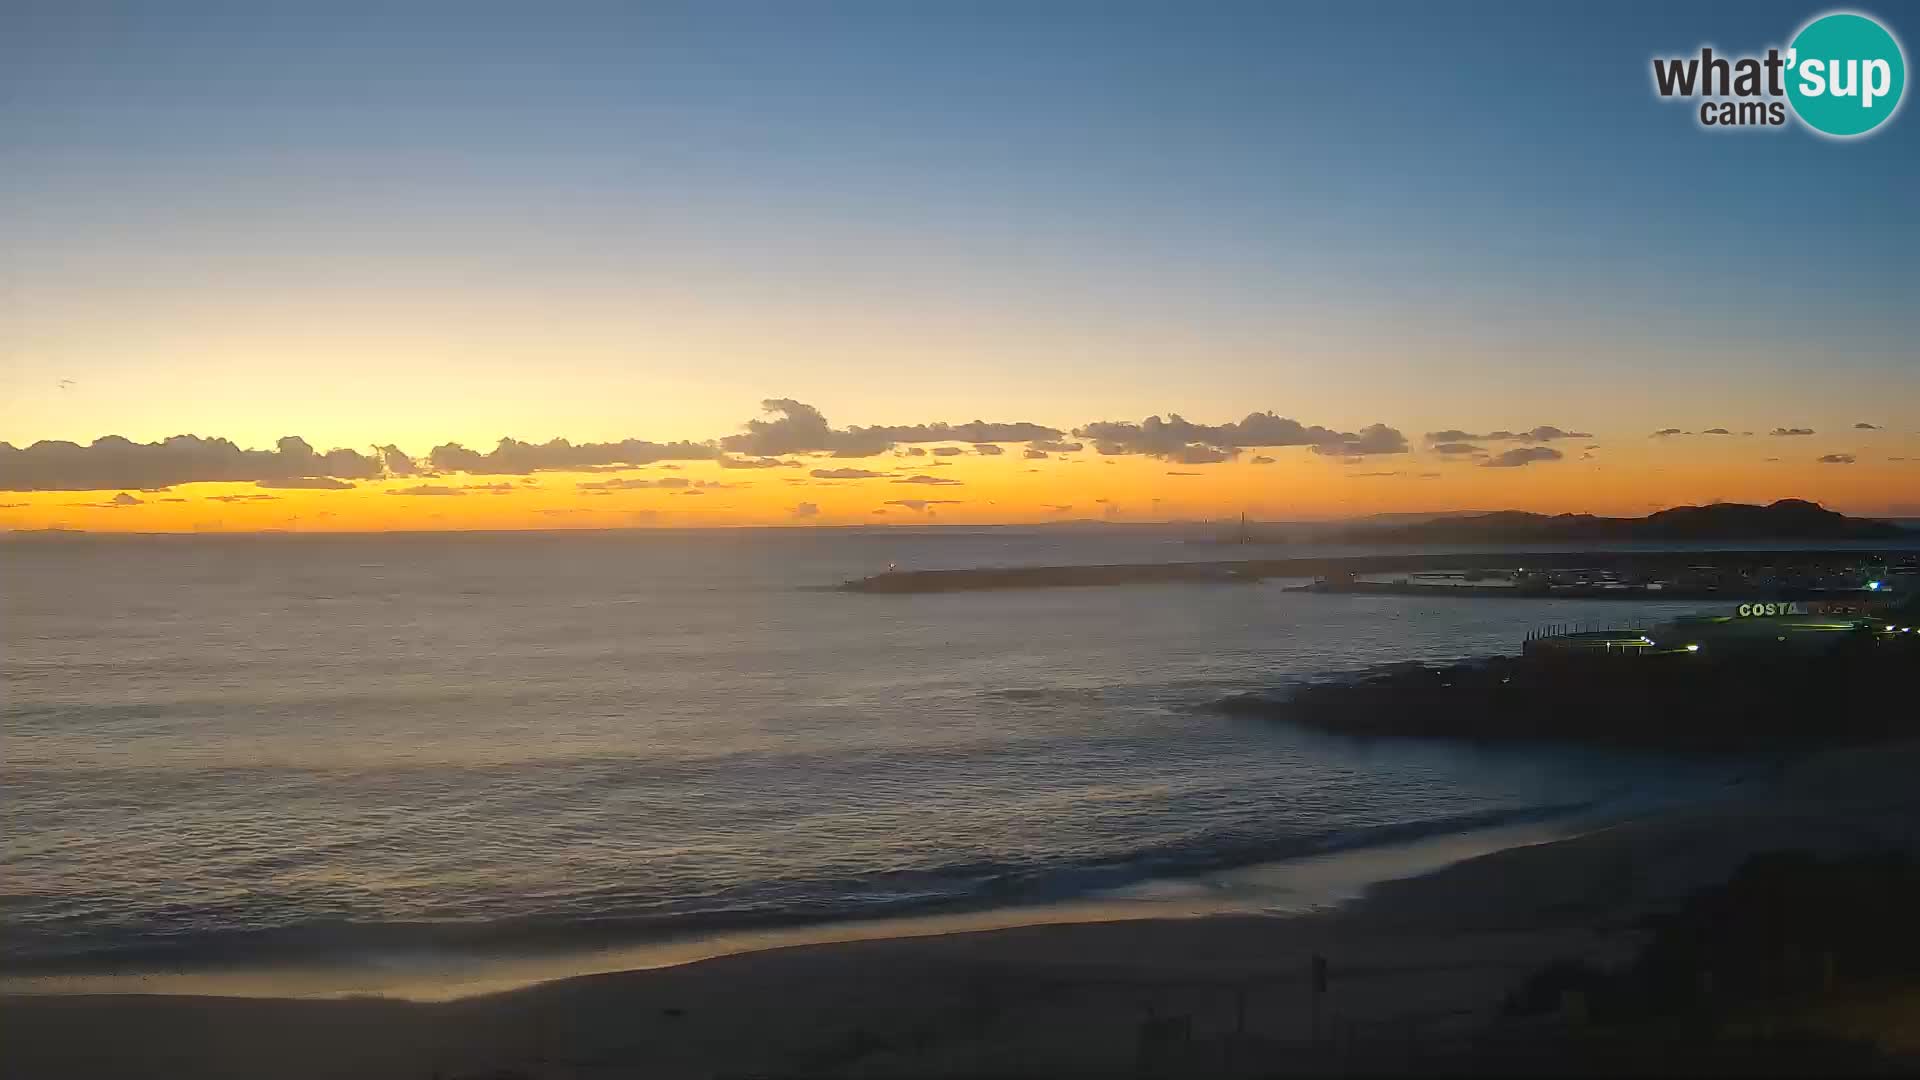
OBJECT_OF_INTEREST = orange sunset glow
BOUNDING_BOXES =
[4,405,1916,533]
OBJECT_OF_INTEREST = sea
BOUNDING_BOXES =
[5,527,1885,999]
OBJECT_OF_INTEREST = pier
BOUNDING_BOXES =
[839,549,1907,597]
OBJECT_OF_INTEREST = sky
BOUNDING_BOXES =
[2,1,1916,531]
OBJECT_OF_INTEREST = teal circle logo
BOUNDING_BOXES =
[1786,12,1906,137]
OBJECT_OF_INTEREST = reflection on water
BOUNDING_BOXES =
[4,530,1744,991]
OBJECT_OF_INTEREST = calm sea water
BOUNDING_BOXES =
[2,529,1752,976]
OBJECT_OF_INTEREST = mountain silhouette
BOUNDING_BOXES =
[1348,499,1900,543]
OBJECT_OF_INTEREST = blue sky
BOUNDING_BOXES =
[2,1,1914,461]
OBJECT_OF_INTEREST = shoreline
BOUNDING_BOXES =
[0,796,1639,1003]
[18,742,1916,1077]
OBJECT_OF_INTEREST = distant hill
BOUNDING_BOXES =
[1343,509,1499,527]
[1345,499,1903,544]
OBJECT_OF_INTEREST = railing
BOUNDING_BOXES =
[1523,621,1648,641]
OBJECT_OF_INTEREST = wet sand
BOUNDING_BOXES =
[8,740,1920,1079]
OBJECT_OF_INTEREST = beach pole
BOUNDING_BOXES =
[1309,953,1328,1047]
[1227,983,1247,1075]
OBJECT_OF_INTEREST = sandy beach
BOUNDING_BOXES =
[7,739,1920,1079]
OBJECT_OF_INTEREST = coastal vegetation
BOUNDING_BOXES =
[1477,850,1920,1073]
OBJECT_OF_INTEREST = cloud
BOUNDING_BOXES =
[1431,442,1486,455]
[1816,453,1857,464]
[1046,504,1073,513]
[429,436,716,474]
[720,399,887,457]
[207,493,279,503]
[578,476,693,490]
[374,445,417,476]
[1,434,383,491]
[256,476,355,490]
[1854,422,1881,430]
[791,501,820,518]
[1506,426,1589,441]
[1770,427,1815,436]
[1426,426,1590,443]
[1166,470,1202,476]
[1482,446,1564,468]
[387,484,466,496]
[1310,423,1408,457]
[885,498,961,512]
[1350,471,1400,478]
[0,401,1420,497]
[893,474,962,485]
[1701,428,1732,435]
[1650,428,1688,437]
[1078,411,1401,459]
[0,400,1594,501]
[722,399,1059,458]
[1172,444,1233,464]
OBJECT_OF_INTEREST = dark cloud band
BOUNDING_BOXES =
[1425,425,1590,443]
[1076,412,1406,460]
[0,435,381,492]
[4,400,1450,491]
